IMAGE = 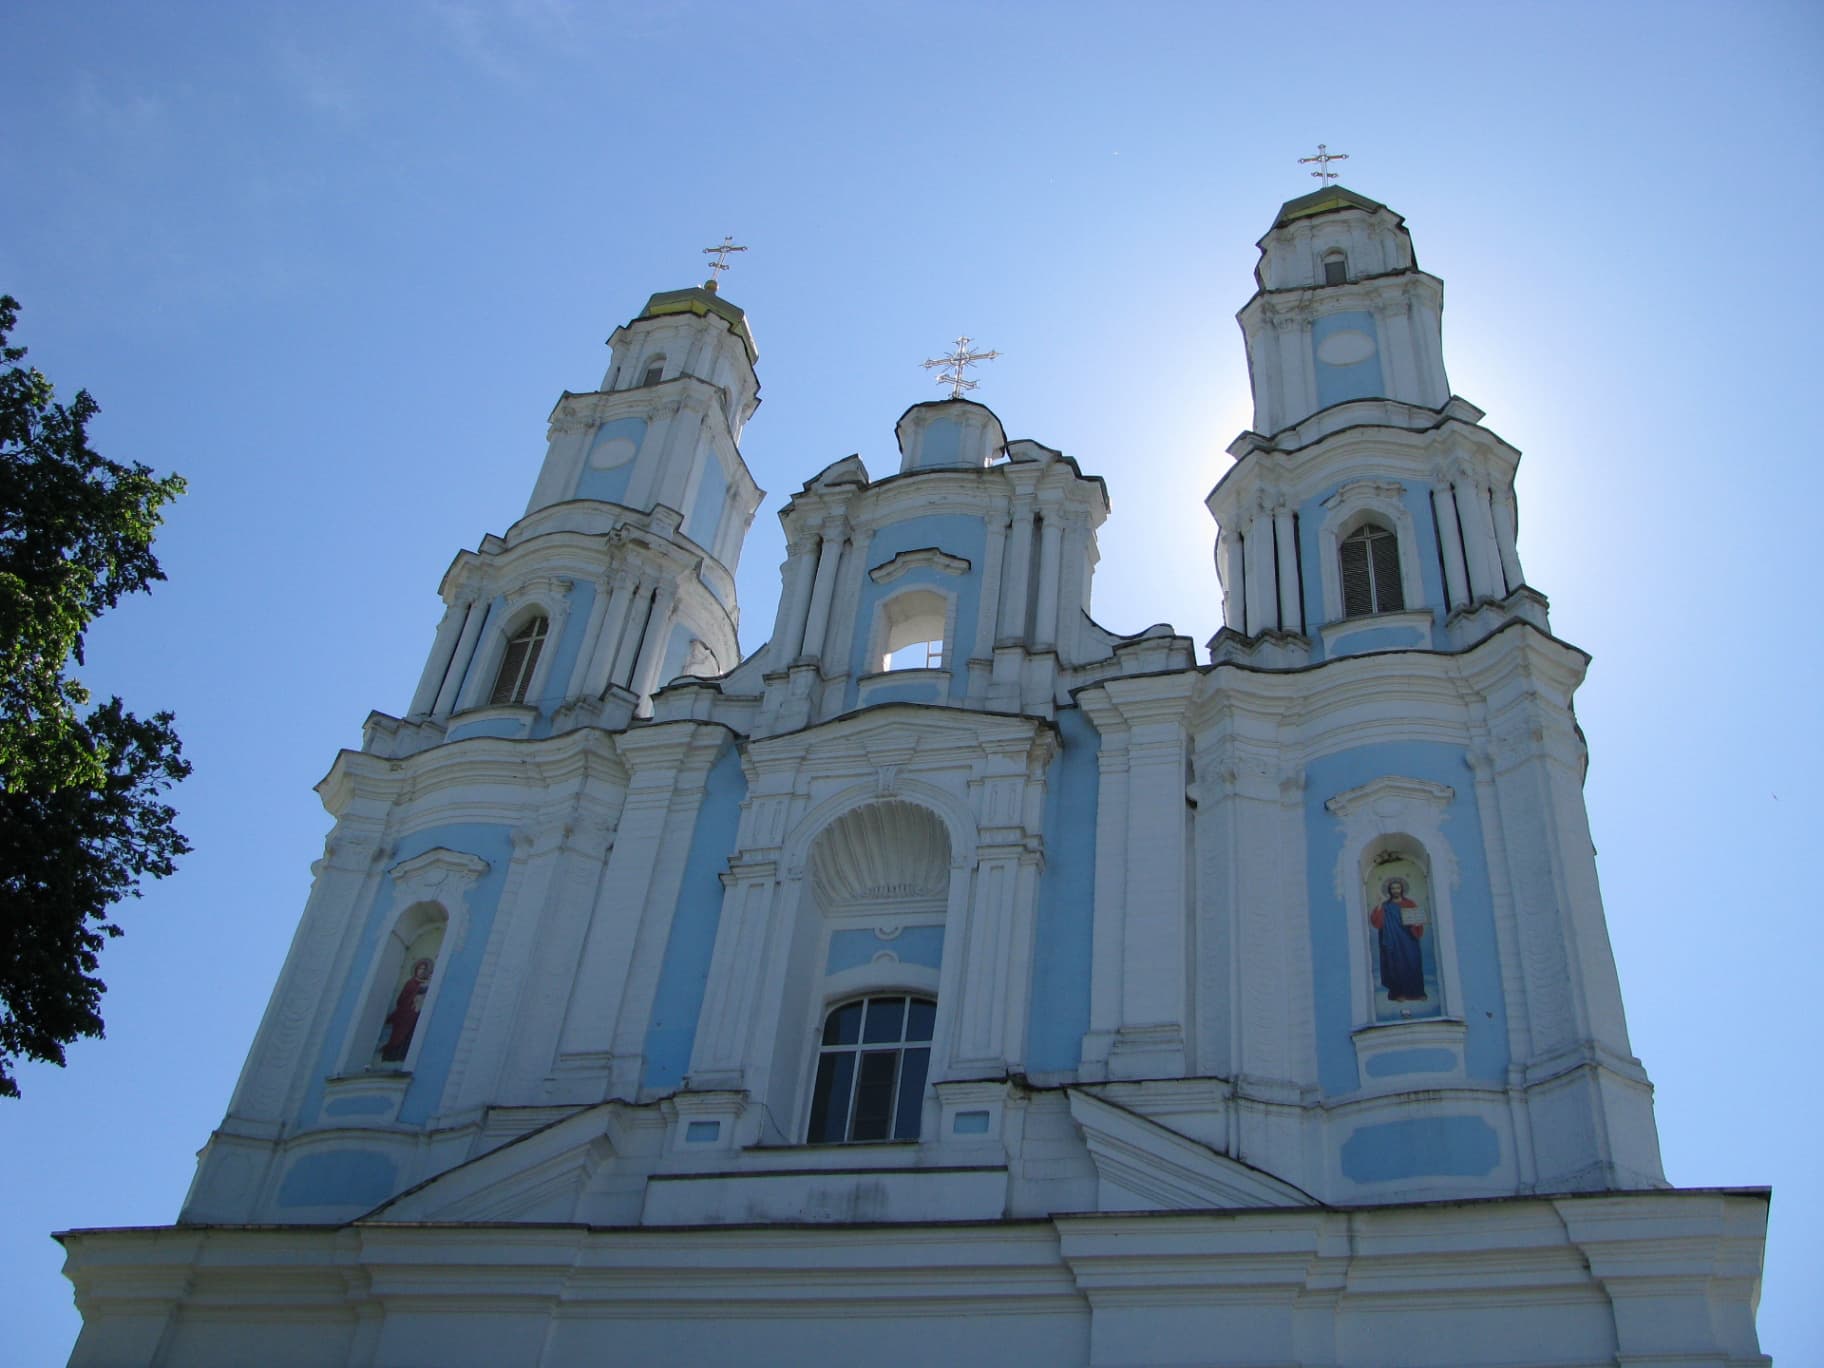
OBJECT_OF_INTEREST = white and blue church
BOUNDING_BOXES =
[60,187,1770,1366]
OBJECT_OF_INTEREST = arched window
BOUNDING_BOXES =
[806,994,935,1143]
[640,356,666,387]
[1323,251,1349,286]
[878,588,949,671]
[1339,524,1404,617]
[489,614,549,705]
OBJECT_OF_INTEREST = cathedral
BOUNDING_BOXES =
[59,187,1769,1366]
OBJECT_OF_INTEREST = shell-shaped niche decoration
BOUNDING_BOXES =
[811,801,950,909]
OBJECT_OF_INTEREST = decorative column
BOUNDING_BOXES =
[629,583,678,702]
[1273,503,1300,633]
[1219,532,1246,631]
[565,575,616,699]
[1079,675,1199,1080]
[999,495,1037,644]
[410,602,469,718]
[1491,489,1525,592]
[582,569,639,697]
[798,525,844,661]
[1431,485,1471,609]
[771,536,819,666]
[1034,505,1064,649]
[431,599,486,717]
[1243,505,1277,634]
[609,578,653,689]
[1454,477,1504,601]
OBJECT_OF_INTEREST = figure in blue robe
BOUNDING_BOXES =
[1371,877,1427,1002]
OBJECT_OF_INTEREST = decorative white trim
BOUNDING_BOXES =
[869,547,972,585]
[867,583,959,674]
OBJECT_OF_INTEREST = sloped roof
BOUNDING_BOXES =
[1272,184,1389,229]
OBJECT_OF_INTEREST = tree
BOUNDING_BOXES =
[0,295,190,1098]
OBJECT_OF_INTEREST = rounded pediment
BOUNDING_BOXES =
[810,801,950,907]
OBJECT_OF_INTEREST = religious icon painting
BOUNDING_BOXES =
[374,921,444,1066]
[1366,854,1441,1022]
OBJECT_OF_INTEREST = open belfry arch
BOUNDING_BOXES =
[60,190,1767,1367]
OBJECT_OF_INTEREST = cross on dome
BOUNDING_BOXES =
[921,336,1000,399]
[701,235,748,289]
[1298,143,1350,184]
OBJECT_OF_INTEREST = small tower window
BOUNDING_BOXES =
[806,995,935,1143]
[1339,524,1405,617]
[878,588,950,672]
[1323,253,1348,286]
[640,357,666,387]
[489,615,549,705]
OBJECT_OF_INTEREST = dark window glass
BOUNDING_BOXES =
[1324,256,1348,285]
[489,615,549,705]
[894,1047,930,1140]
[823,1000,864,1046]
[1340,525,1403,618]
[862,996,906,1043]
[641,361,664,386]
[851,1051,899,1140]
[807,995,936,1143]
[806,1052,854,1143]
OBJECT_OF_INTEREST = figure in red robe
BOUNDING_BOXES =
[1369,877,1427,1002]
[378,958,434,1062]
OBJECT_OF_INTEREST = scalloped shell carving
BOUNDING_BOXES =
[810,801,950,908]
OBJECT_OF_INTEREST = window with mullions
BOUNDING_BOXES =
[1339,524,1405,617]
[489,615,549,705]
[806,995,934,1143]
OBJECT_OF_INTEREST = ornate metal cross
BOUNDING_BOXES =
[921,336,1000,399]
[1298,144,1349,185]
[701,235,748,281]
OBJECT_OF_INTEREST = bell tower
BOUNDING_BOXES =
[377,278,764,754]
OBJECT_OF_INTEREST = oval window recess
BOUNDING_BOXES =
[590,434,639,469]
[1317,329,1376,366]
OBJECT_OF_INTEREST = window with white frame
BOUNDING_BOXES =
[489,614,549,705]
[1339,523,1405,617]
[1323,251,1348,286]
[806,995,935,1143]
[640,356,666,387]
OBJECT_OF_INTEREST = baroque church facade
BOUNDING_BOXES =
[61,189,1769,1366]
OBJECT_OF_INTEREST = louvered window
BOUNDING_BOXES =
[1339,525,1405,617]
[489,615,549,705]
[807,995,935,1143]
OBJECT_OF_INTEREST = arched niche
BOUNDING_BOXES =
[771,798,956,1144]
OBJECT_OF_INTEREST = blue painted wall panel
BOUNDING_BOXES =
[847,513,986,710]
[301,822,518,1133]
[827,925,945,974]
[1304,742,1507,1097]
[1027,707,1100,1072]
[1312,311,1385,408]
[1340,1115,1501,1182]
[276,1149,399,1209]
[575,417,645,505]
[642,742,748,1089]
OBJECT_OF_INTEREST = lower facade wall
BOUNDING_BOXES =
[60,1191,1769,1368]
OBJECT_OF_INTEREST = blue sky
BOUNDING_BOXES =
[3,2,1820,1361]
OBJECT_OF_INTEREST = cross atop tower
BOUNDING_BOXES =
[1298,143,1349,185]
[921,335,1000,399]
[701,235,748,290]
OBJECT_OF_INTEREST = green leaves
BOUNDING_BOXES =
[0,295,191,1098]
